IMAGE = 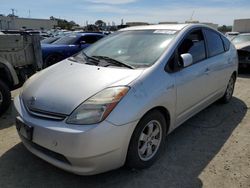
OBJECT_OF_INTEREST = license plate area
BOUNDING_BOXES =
[16,118,33,141]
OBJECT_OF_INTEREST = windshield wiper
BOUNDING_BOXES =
[92,55,134,69]
[82,52,100,65]
[68,57,77,62]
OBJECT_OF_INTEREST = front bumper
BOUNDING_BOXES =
[14,96,138,175]
[238,50,250,66]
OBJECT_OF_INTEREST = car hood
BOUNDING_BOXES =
[234,41,250,51]
[21,59,144,115]
[41,44,71,49]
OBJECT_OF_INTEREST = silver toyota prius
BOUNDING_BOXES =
[14,24,238,175]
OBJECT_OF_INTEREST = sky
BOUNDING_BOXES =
[1,0,250,26]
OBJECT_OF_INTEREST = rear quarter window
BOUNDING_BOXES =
[204,29,225,57]
[221,36,231,51]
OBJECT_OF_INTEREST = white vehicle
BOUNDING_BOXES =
[225,32,239,40]
[0,31,42,115]
[15,24,238,175]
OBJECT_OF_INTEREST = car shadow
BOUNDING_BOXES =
[0,97,247,188]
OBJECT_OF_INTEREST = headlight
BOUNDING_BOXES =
[66,86,130,125]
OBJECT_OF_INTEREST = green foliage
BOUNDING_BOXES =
[218,25,232,33]
[50,16,79,30]
[95,20,105,27]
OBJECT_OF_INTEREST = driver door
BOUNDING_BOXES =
[173,29,211,126]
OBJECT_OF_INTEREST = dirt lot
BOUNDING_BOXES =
[0,74,250,188]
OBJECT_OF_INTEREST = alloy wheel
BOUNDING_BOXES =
[138,120,162,161]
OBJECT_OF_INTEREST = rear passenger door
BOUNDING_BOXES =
[203,29,228,95]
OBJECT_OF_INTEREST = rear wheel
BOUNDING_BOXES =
[126,110,167,169]
[0,80,11,116]
[220,74,236,103]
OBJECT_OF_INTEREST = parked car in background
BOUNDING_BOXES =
[53,30,73,37]
[231,33,250,69]
[225,32,239,40]
[39,31,52,39]
[41,33,104,68]
[15,24,238,175]
[0,31,42,115]
[41,36,61,44]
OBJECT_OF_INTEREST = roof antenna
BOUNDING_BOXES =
[190,10,195,21]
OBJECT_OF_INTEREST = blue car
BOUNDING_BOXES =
[41,33,104,68]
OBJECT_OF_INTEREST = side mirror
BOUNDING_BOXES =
[79,41,86,45]
[180,53,193,67]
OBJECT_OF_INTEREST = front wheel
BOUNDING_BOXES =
[126,110,167,169]
[0,80,11,116]
[43,54,64,68]
[220,74,236,103]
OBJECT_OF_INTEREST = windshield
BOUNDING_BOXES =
[41,37,59,44]
[52,35,79,45]
[81,30,177,68]
[232,35,250,44]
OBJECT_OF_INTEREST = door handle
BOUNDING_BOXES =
[204,68,210,75]
[166,84,174,90]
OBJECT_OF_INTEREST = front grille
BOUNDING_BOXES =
[22,98,67,121]
[27,107,67,121]
[22,136,71,165]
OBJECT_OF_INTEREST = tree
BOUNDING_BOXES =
[49,16,79,30]
[218,25,232,33]
[95,20,106,29]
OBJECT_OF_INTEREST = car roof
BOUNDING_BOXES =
[75,32,104,36]
[226,32,239,34]
[238,33,250,36]
[120,24,189,31]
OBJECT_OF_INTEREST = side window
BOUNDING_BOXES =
[95,35,104,40]
[204,29,225,57]
[81,35,99,44]
[178,30,206,64]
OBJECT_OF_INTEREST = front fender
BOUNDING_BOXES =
[106,69,176,132]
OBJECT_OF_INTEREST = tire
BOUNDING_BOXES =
[43,54,64,68]
[220,74,236,104]
[0,80,11,116]
[126,110,167,169]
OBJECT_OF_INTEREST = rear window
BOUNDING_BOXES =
[204,29,225,57]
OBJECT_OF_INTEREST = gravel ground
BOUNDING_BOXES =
[0,74,250,188]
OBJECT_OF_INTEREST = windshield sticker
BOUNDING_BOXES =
[153,30,177,34]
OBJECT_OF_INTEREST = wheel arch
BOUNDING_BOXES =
[44,52,65,61]
[139,106,171,134]
[232,71,237,79]
[125,105,170,168]
[0,60,19,89]
[43,52,65,68]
